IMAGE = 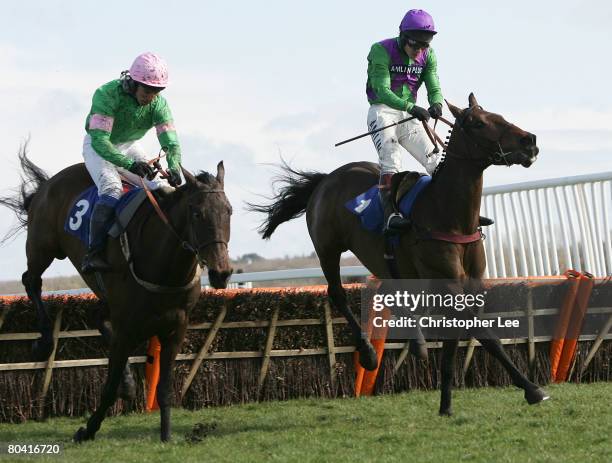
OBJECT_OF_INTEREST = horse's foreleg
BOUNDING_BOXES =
[319,251,378,371]
[22,252,55,361]
[476,337,549,404]
[74,339,130,443]
[157,314,188,442]
[439,340,458,416]
[97,311,136,401]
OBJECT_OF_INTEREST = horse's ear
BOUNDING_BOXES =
[445,99,462,119]
[216,161,225,188]
[468,93,479,108]
[181,166,198,187]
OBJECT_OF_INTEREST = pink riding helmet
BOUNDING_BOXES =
[129,52,169,88]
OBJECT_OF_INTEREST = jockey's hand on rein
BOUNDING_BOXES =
[128,161,155,179]
[409,105,431,122]
[428,103,443,119]
[167,169,182,187]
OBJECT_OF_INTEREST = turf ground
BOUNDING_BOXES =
[0,383,610,463]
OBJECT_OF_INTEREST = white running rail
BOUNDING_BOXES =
[3,172,610,296]
[480,171,612,277]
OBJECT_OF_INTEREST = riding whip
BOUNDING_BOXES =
[335,116,416,147]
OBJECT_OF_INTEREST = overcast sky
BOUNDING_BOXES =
[0,0,611,280]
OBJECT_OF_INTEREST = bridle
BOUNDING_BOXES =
[185,192,228,267]
[452,105,516,166]
[138,154,229,268]
[429,106,517,173]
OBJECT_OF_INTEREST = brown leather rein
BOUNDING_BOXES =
[416,114,485,245]
[139,152,227,264]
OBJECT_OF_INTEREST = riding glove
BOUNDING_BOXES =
[428,103,443,119]
[409,105,431,122]
[167,169,182,187]
[128,161,155,179]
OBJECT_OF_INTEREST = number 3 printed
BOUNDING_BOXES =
[69,199,90,231]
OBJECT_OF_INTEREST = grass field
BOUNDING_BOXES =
[0,383,610,463]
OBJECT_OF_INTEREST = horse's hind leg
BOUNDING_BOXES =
[96,310,137,401]
[318,249,378,371]
[22,246,55,361]
[477,337,549,405]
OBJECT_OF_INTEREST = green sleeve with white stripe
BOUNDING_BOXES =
[87,86,133,169]
[153,98,182,172]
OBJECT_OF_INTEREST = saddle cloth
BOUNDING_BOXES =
[64,183,147,245]
[345,173,432,234]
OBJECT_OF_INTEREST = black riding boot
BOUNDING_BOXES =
[379,188,411,232]
[81,202,115,274]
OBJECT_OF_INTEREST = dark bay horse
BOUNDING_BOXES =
[0,146,233,441]
[251,94,548,415]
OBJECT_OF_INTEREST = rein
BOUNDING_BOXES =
[120,161,227,292]
[411,111,491,245]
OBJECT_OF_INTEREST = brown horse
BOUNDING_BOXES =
[0,146,233,441]
[251,94,549,415]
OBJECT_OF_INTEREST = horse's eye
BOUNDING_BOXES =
[192,210,202,219]
[472,120,485,129]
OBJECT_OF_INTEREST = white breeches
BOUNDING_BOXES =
[367,104,439,176]
[83,134,168,199]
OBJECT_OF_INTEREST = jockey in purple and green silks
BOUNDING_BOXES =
[81,52,183,275]
[366,9,444,232]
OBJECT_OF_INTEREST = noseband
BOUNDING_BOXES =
[141,179,228,267]
[184,189,228,267]
[444,105,516,166]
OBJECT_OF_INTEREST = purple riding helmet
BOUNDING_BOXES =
[399,9,437,34]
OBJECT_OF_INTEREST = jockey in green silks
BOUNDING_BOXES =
[81,52,183,274]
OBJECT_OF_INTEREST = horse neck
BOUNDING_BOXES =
[136,192,198,285]
[426,130,485,233]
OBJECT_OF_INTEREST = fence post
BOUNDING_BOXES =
[181,302,227,399]
[257,306,280,396]
[0,305,8,331]
[580,313,612,376]
[38,306,63,418]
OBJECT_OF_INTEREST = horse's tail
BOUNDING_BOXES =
[0,141,49,244]
[248,161,327,239]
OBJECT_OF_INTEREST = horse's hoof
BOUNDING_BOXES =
[358,339,378,371]
[118,376,137,401]
[32,339,54,362]
[73,427,94,443]
[409,339,428,361]
[525,387,550,405]
[439,408,453,417]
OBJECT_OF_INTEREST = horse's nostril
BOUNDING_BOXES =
[521,133,536,147]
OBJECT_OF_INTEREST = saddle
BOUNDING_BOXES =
[64,183,147,246]
[345,170,431,234]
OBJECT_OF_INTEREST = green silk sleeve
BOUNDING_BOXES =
[87,87,133,169]
[423,48,444,106]
[367,43,411,111]
[89,130,133,169]
[153,97,182,171]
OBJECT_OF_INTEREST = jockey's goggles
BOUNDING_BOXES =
[406,38,430,50]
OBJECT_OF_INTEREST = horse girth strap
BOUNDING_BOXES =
[119,232,202,293]
[421,228,484,244]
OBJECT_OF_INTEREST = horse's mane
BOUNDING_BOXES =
[195,171,218,187]
[431,125,454,180]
